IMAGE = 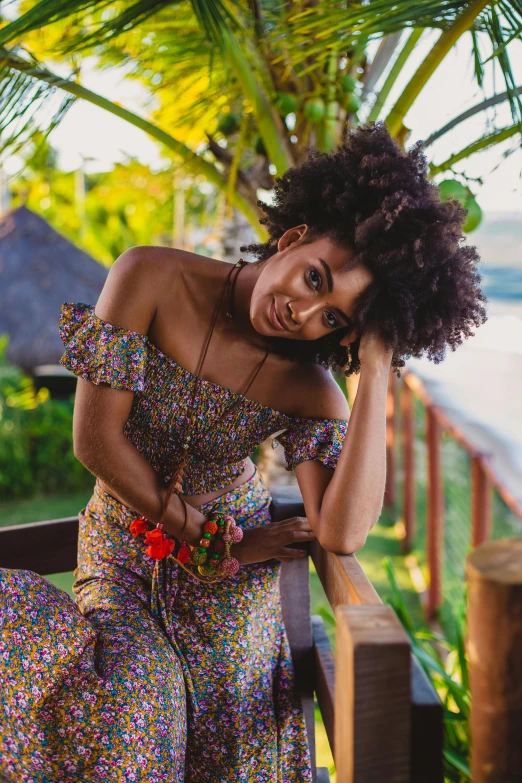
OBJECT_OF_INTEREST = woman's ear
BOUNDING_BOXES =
[277,224,309,253]
[339,328,359,347]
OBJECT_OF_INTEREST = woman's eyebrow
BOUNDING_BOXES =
[319,258,351,324]
[319,258,334,293]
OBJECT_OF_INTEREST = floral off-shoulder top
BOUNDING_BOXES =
[59,302,349,495]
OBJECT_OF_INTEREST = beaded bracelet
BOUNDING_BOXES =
[130,510,243,584]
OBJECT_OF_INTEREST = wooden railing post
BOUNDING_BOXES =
[334,604,411,782]
[426,406,444,620]
[471,454,492,547]
[401,379,416,553]
[384,370,396,511]
[467,539,522,782]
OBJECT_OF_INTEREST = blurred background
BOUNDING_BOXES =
[0,1,521,779]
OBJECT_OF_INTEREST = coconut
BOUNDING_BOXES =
[276,92,297,116]
[437,179,469,206]
[340,74,357,93]
[343,93,361,114]
[304,99,326,122]
[217,113,240,137]
[463,196,483,233]
[254,135,267,156]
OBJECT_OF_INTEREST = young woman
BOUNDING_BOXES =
[0,122,486,782]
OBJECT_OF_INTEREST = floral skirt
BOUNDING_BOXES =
[0,467,312,783]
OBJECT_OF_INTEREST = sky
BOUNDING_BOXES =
[6,25,522,214]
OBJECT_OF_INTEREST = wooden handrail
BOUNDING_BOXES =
[310,541,382,608]
[335,604,411,782]
[309,537,443,782]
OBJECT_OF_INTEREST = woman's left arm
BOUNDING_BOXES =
[295,335,394,555]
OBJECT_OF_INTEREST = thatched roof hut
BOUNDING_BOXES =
[0,206,108,374]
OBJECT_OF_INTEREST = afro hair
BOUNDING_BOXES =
[241,121,488,378]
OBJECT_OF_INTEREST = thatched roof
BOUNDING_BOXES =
[0,206,108,372]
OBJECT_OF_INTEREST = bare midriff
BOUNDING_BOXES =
[97,456,257,513]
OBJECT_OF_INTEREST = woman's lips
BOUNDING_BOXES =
[269,299,286,331]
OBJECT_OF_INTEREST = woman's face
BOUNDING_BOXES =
[250,225,374,346]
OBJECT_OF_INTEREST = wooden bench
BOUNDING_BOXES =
[0,486,443,782]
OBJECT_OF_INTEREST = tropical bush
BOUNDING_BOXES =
[0,335,93,500]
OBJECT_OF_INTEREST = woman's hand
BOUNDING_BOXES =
[358,331,394,370]
[233,516,317,566]
[341,327,394,371]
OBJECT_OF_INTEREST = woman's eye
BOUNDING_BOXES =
[325,311,338,328]
[308,267,321,289]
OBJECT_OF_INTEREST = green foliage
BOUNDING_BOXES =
[383,557,471,782]
[10,135,220,263]
[2,0,521,231]
[0,335,93,500]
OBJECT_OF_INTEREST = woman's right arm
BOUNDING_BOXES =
[70,247,318,563]
[71,247,208,546]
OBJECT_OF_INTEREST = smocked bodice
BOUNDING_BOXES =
[58,302,348,494]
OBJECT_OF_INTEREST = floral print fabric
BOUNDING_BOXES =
[58,303,348,494]
[0,300,349,781]
[0,470,312,782]
[272,417,349,472]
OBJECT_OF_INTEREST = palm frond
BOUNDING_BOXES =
[422,85,522,147]
[0,49,75,161]
[430,123,520,175]
[0,0,240,51]
[0,46,265,232]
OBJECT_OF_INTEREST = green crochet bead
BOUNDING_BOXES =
[199,563,215,576]
[191,550,207,565]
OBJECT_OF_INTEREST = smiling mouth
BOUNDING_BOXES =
[269,299,286,331]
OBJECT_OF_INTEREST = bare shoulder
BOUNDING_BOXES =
[290,362,350,421]
[93,245,209,335]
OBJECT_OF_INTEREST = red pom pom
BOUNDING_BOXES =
[145,527,175,560]
[130,517,148,537]
[177,542,191,564]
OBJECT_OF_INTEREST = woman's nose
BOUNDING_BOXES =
[288,300,323,325]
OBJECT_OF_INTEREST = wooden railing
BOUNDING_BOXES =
[385,369,522,619]
[1,487,443,783]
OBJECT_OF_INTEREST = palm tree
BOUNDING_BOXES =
[1,0,520,237]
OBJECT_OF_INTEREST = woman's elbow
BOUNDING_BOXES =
[318,528,368,556]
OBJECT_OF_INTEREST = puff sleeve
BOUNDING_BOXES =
[58,302,149,392]
[272,417,348,472]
